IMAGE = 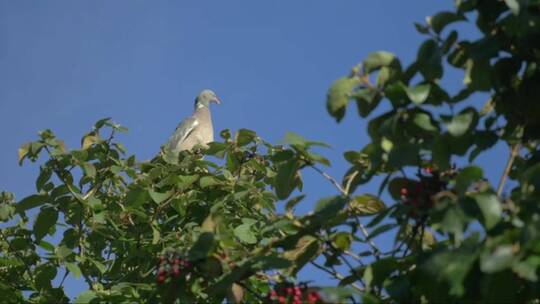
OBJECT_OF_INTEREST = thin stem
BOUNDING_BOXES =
[310,261,364,293]
[311,166,346,195]
[497,144,520,197]
[310,165,382,258]
[59,268,70,288]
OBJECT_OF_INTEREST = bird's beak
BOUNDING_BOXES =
[213,97,221,104]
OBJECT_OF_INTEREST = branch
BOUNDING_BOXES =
[497,144,520,197]
[310,165,381,259]
[310,261,364,293]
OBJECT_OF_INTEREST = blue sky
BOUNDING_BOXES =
[0,0,506,299]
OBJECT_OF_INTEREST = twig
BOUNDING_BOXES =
[309,261,364,293]
[310,165,381,259]
[311,166,346,194]
[497,144,520,197]
[344,170,360,196]
[59,268,70,288]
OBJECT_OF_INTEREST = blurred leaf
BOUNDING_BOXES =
[189,232,215,260]
[66,262,82,279]
[363,51,399,73]
[200,176,222,188]
[473,193,501,230]
[406,84,431,104]
[480,245,515,273]
[445,108,477,137]
[16,194,48,213]
[421,235,479,296]
[148,190,172,204]
[429,11,465,33]
[327,77,360,122]
[74,291,97,304]
[464,59,492,91]
[18,143,30,165]
[413,112,438,132]
[33,206,58,241]
[282,132,330,149]
[234,223,257,244]
[504,0,520,15]
[274,159,299,200]
[81,132,99,150]
[417,39,443,80]
[235,129,257,146]
[455,166,483,195]
[350,194,386,215]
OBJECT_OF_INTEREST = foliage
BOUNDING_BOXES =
[2,1,540,303]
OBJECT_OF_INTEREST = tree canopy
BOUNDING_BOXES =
[2,1,540,303]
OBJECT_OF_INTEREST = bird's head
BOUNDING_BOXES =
[195,89,221,108]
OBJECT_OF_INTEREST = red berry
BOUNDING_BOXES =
[294,286,302,296]
[157,274,166,283]
[286,287,293,295]
[270,290,278,298]
[173,268,181,277]
[174,258,180,265]
[400,187,408,196]
[278,296,286,304]
[425,167,433,174]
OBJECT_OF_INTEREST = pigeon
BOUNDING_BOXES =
[164,89,221,154]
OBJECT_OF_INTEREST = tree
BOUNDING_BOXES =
[2,1,540,303]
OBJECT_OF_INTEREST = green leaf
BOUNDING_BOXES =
[74,291,97,304]
[421,236,479,296]
[417,40,442,80]
[188,232,215,260]
[464,59,492,91]
[151,225,160,245]
[445,108,477,137]
[66,262,82,279]
[413,112,438,132]
[18,143,30,165]
[281,132,330,148]
[406,84,431,104]
[251,255,292,270]
[455,166,483,195]
[480,245,515,273]
[81,132,100,150]
[473,193,501,230]
[82,163,96,178]
[36,166,53,192]
[274,158,299,200]
[429,11,465,33]
[504,0,520,15]
[33,206,58,241]
[199,176,222,188]
[363,51,399,73]
[235,129,257,146]
[234,223,257,244]
[327,77,361,122]
[205,142,228,158]
[148,190,172,204]
[349,194,386,215]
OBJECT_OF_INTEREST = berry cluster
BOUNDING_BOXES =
[266,283,323,304]
[400,166,447,219]
[156,251,192,284]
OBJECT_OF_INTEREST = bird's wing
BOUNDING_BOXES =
[166,116,199,151]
